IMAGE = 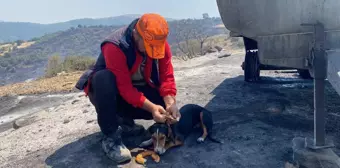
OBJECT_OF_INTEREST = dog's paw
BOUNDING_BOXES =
[197,137,205,143]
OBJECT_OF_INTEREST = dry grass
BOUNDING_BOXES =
[17,41,35,49]
[0,71,83,96]
[213,24,226,28]
[45,55,95,78]
[0,44,12,48]
[171,34,244,59]
[0,44,12,56]
[0,41,35,56]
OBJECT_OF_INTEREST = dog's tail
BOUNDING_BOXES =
[207,134,224,144]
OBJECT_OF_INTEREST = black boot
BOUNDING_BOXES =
[101,126,132,163]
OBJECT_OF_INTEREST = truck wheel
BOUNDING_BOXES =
[244,51,260,82]
[297,69,312,79]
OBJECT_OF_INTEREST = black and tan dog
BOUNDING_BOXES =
[139,104,223,155]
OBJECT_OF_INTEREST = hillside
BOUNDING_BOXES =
[0,17,226,85]
[4,25,119,65]
[0,14,175,43]
[4,17,224,59]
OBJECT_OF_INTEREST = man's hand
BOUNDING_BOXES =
[151,105,167,123]
[165,103,180,124]
[163,95,180,124]
[143,99,167,123]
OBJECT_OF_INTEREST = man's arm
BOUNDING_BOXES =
[102,43,157,112]
[158,41,177,107]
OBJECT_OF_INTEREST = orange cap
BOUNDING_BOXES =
[136,13,169,59]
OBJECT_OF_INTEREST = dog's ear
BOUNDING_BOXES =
[148,123,170,136]
[147,124,158,134]
[147,123,168,134]
[160,124,169,136]
[166,123,172,137]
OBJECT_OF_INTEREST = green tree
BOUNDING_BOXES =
[16,40,25,46]
[29,37,40,42]
[202,13,210,19]
[45,55,62,78]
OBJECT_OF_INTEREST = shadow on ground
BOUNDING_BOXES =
[45,133,113,168]
[45,131,152,168]
[45,75,340,168]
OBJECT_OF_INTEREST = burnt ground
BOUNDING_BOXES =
[1,52,340,168]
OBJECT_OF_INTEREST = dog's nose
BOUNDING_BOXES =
[155,148,165,155]
[155,149,161,154]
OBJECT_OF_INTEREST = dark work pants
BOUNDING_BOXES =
[88,69,166,137]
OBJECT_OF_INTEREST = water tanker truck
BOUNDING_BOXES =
[216,0,340,166]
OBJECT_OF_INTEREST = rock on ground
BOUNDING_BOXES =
[215,45,223,52]
[1,51,340,168]
[12,116,38,129]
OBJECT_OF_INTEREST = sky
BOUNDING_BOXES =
[0,0,220,24]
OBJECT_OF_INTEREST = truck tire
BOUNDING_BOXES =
[297,69,312,79]
[244,51,260,82]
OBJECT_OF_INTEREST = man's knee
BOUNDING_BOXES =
[91,69,118,94]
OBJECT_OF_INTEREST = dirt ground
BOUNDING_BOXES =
[1,51,340,168]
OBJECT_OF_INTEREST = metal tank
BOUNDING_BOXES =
[216,0,340,83]
[216,0,340,165]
